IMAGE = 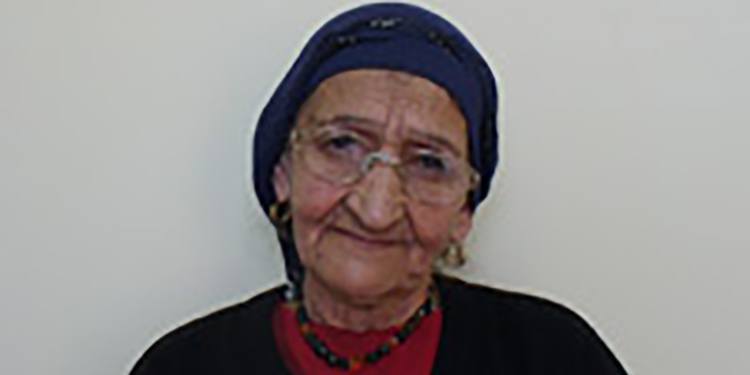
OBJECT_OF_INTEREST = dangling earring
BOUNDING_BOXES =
[269,200,290,225]
[284,278,301,303]
[440,242,466,268]
[269,200,292,240]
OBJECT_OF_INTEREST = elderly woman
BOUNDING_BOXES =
[132,3,626,374]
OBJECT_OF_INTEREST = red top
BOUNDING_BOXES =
[273,302,442,375]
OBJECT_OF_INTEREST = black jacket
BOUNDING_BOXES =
[131,276,627,374]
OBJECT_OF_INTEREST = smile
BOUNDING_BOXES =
[330,227,404,247]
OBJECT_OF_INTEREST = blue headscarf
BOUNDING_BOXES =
[252,3,499,281]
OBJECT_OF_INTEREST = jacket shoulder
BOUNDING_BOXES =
[438,275,593,327]
[435,275,627,374]
[130,286,287,375]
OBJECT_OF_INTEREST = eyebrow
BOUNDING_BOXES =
[314,114,383,129]
[405,128,463,157]
[311,114,464,156]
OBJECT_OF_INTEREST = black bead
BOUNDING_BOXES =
[326,353,339,366]
[403,321,417,334]
[306,335,323,348]
[365,352,381,363]
[395,330,408,342]
[296,308,308,323]
[424,303,433,314]
[314,343,328,356]
[336,358,350,369]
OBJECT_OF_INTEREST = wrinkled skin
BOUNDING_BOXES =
[272,69,473,329]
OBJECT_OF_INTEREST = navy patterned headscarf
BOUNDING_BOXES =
[252,3,499,282]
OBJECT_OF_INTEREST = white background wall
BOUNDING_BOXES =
[2,0,748,374]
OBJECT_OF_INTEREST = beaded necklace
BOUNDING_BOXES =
[284,285,440,371]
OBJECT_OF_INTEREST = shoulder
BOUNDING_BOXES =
[437,274,594,329]
[130,286,287,375]
[435,275,627,374]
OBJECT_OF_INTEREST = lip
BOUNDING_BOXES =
[331,227,404,247]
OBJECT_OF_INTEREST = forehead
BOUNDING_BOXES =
[297,69,469,154]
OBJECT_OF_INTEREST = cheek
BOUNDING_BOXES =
[408,205,459,254]
[292,183,339,219]
[289,172,346,258]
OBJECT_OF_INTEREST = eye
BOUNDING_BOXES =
[417,153,447,171]
[327,134,358,150]
[407,150,457,179]
[315,131,370,159]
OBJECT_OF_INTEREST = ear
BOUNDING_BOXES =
[271,155,291,202]
[450,205,473,244]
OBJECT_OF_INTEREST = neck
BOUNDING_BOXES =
[302,274,431,332]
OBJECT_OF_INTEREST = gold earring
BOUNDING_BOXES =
[269,200,290,224]
[269,200,292,241]
[440,242,466,268]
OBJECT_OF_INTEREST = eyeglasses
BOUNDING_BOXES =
[288,121,479,206]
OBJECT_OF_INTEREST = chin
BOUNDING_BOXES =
[315,261,404,302]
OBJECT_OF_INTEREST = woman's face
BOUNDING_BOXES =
[273,69,473,302]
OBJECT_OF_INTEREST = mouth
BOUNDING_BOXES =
[330,227,405,248]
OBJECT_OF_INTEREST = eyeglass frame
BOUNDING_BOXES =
[284,124,481,206]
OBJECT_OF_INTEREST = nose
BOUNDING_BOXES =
[345,164,406,231]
